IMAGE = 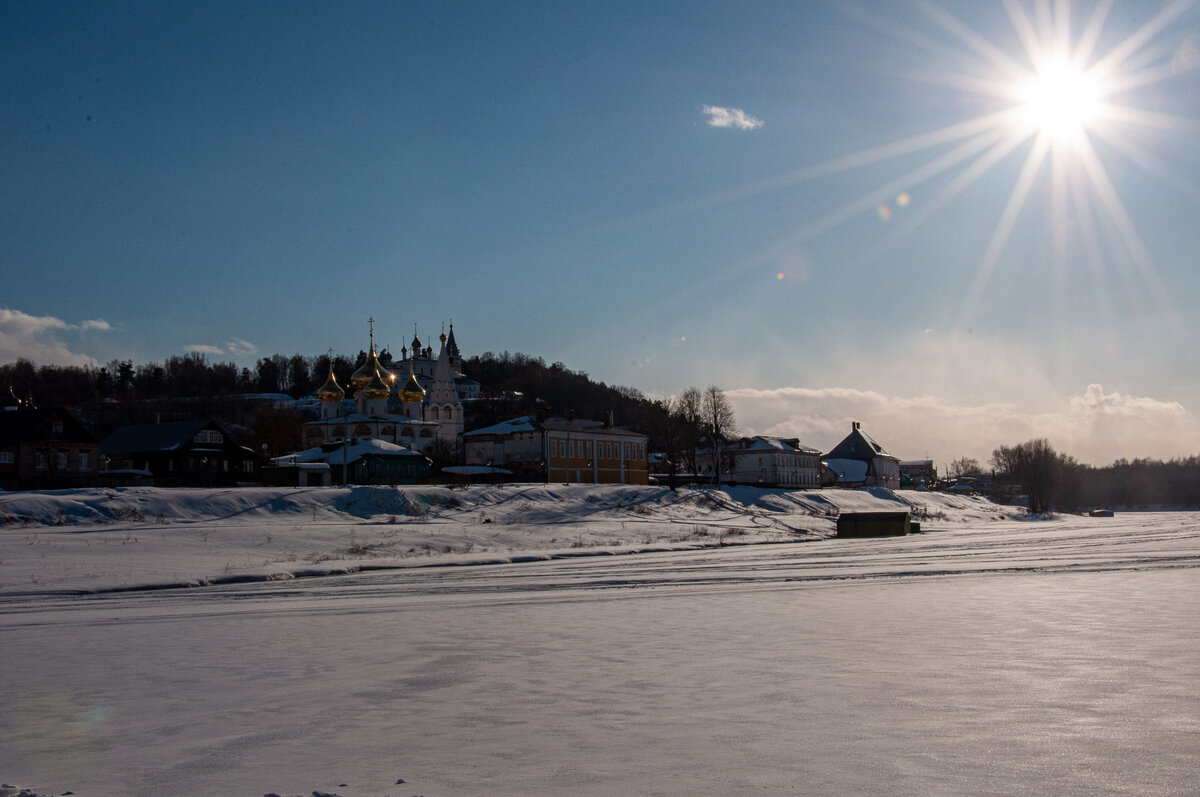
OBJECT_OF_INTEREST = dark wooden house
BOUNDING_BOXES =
[0,407,101,490]
[100,419,263,487]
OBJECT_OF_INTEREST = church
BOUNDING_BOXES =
[303,322,476,457]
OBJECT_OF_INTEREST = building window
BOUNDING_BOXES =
[78,452,89,470]
[194,430,223,444]
[35,452,47,470]
[0,451,13,464]
[57,452,68,470]
[51,419,64,435]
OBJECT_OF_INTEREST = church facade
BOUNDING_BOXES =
[303,323,474,457]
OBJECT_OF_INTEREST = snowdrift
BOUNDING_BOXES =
[0,484,1013,595]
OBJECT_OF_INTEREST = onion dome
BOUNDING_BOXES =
[410,331,422,353]
[316,364,345,403]
[362,366,392,400]
[351,344,392,391]
[399,360,425,403]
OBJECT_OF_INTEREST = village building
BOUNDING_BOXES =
[99,419,262,488]
[823,421,901,489]
[274,438,431,486]
[724,435,825,489]
[0,400,101,490]
[464,414,649,485]
[900,459,937,488]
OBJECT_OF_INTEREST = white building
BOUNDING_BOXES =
[725,436,824,489]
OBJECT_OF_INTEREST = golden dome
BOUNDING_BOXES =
[351,343,393,391]
[317,363,345,403]
[399,360,425,403]
[362,366,392,400]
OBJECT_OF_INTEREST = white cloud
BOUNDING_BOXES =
[702,104,764,130]
[184,340,258,359]
[0,308,105,367]
[226,339,258,357]
[185,344,226,356]
[726,383,1200,468]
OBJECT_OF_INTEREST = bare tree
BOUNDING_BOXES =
[948,457,982,479]
[674,386,704,479]
[703,385,736,485]
[992,438,1058,514]
[649,396,683,491]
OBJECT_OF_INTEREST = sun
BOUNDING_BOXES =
[1016,58,1104,141]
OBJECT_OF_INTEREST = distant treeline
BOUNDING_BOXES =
[0,350,672,444]
[990,438,1200,512]
[0,352,367,405]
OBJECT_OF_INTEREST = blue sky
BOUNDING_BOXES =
[3,1,1199,465]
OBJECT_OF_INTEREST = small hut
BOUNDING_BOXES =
[836,511,911,538]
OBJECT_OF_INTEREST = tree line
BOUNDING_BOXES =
[0,351,384,405]
[982,438,1200,512]
[1,352,738,468]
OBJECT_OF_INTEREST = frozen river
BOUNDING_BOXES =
[3,512,1199,795]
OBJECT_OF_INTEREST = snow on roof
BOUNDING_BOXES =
[825,458,869,484]
[278,438,426,466]
[465,416,542,437]
[737,436,821,454]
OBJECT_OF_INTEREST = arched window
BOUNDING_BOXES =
[430,406,440,420]
[354,423,371,437]
[420,428,433,438]
[400,426,414,437]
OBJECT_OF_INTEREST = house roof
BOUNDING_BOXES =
[735,435,821,454]
[278,438,428,466]
[101,420,225,456]
[824,423,898,462]
[465,415,647,439]
[0,407,95,447]
[464,415,543,437]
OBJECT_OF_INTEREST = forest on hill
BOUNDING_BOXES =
[0,350,674,453]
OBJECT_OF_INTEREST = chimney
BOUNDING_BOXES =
[606,410,615,428]
[852,421,860,431]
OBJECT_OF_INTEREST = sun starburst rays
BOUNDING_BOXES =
[802,0,1195,337]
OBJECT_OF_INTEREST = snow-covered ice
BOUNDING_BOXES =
[2,485,1197,795]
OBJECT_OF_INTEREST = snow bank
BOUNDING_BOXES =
[0,484,1013,595]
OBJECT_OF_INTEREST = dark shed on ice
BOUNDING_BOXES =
[836,511,911,538]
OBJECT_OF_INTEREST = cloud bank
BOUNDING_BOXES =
[702,105,764,130]
[0,308,107,367]
[728,383,1200,468]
